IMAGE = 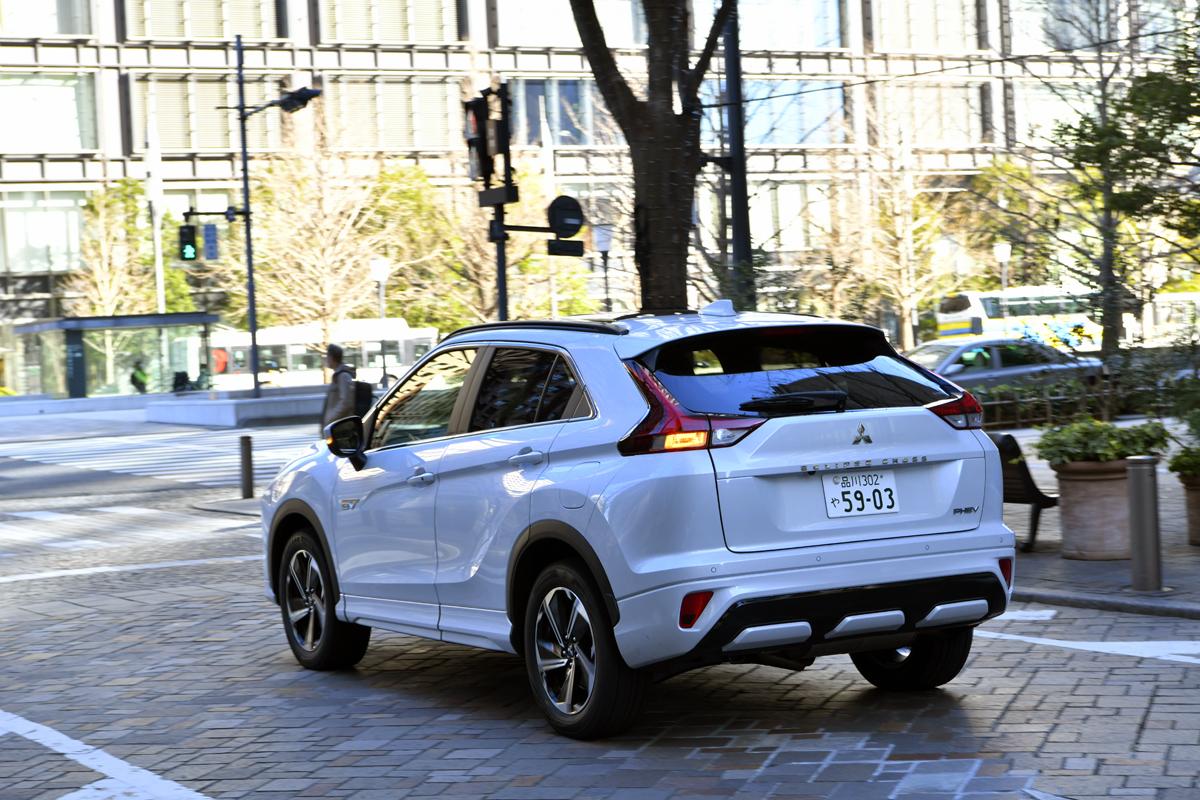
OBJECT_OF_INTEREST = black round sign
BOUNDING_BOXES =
[547,195,585,238]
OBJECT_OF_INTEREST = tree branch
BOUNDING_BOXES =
[568,0,640,130]
[682,0,735,105]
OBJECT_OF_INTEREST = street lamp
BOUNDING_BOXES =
[993,240,1013,333]
[593,224,613,313]
[231,34,321,398]
[369,256,393,386]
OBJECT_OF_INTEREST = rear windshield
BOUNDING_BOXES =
[645,326,954,417]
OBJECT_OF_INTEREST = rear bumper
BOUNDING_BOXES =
[612,538,1013,669]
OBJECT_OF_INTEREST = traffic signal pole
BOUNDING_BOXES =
[723,7,755,310]
[235,35,262,398]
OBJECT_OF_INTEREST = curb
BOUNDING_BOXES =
[191,500,261,518]
[1013,586,1200,621]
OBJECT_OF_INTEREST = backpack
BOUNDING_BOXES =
[352,380,374,417]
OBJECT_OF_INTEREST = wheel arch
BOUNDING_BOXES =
[507,520,619,654]
[268,499,341,604]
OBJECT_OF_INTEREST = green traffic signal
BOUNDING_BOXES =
[179,225,198,261]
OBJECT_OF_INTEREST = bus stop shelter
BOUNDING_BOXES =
[13,312,219,398]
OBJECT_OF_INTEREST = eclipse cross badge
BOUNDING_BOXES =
[852,424,872,445]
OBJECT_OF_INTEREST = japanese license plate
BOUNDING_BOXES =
[822,470,899,518]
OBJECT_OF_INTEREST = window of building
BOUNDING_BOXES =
[0,192,84,275]
[494,0,643,47]
[879,83,987,147]
[874,0,983,52]
[1133,0,1188,54]
[133,76,281,153]
[0,0,91,36]
[514,79,618,146]
[1015,81,1089,144]
[0,73,97,153]
[703,81,847,147]
[319,0,457,43]
[694,0,843,49]
[125,0,278,39]
[1009,0,1125,53]
[323,77,454,150]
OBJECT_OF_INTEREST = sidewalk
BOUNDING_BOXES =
[1004,424,1200,619]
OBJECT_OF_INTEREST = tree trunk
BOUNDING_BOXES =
[631,137,700,311]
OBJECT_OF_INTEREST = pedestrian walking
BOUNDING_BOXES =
[130,360,148,394]
[321,344,356,430]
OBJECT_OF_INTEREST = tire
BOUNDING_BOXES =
[522,560,646,739]
[850,627,973,691]
[278,529,370,670]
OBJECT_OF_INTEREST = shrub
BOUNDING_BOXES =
[1036,419,1169,465]
[1169,447,1200,478]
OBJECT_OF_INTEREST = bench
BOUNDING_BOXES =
[987,432,1058,553]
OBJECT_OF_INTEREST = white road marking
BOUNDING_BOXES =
[995,609,1059,621]
[0,709,211,799]
[0,508,259,553]
[977,630,1200,665]
[0,555,259,584]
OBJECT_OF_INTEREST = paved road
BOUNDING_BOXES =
[1,497,1199,799]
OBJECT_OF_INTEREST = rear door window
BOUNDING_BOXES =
[646,326,954,417]
[468,349,588,431]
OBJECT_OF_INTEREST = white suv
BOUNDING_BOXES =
[263,304,1015,739]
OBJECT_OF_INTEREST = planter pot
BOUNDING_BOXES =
[1052,460,1130,560]
[1182,475,1200,547]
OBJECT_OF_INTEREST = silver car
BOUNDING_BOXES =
[906,337,1103,390]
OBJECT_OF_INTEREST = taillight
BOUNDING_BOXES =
[619,362,763,455]
[679,591,713,628]
[927,392,983,429]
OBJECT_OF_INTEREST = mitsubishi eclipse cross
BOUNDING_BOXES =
[262,301,1015,739]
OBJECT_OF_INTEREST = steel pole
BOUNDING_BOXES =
[239,434,254,499]
[236,35,262,399]
[378,278,387,385]
[601,250,611,313]
[494,205,508,321]
[1127,455,1162,592]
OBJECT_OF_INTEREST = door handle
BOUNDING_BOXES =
[406,471,436,486]
[507,448,545,466]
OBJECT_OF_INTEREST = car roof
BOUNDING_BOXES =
[442,305,883,359]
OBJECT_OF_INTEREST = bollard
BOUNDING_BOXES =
[240,435,254,500]
[1127,455,1162,592]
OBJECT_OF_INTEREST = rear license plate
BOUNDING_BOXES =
[822,470,899,518]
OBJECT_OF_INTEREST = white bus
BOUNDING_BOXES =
[935,287,1103,350]
[193,318,438,391]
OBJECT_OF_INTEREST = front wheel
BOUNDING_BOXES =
[279,530,371,670]
[851,627,973,690]
[523,560,646,739]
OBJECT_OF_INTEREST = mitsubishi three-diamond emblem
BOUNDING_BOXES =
[852,424,872,445]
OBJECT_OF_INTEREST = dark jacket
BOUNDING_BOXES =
[321,364,356,430]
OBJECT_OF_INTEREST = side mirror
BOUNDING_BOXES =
[324,416,366,470]
[942,363,965,376]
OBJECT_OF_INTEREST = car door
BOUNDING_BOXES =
[433,346,588,651]
[994,341,1052,384]
[333,347,478,636]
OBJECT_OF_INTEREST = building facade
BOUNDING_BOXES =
[0,0,1188,336]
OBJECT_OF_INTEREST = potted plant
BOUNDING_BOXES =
[1036,419,1169,560]
[1168,410,1200,547]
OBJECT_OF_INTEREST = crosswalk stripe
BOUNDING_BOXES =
[0,508,260,554]
[0,426,316,488]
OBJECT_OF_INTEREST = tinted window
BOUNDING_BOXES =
[537,356,583,422]
[370,349,475,449]
[955,346,993,372]
[649,326,953,417]
[906,343,956,369]
[997,342,1049,367]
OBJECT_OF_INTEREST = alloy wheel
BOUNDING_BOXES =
[284,549,326,651]
[533,587,596,715]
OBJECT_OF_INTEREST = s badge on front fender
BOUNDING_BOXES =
[339,498,359,512]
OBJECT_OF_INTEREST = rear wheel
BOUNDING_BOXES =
[522,560,645,739]
[850,627,973,690]
[279,530,370,670]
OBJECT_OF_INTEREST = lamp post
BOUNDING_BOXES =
[369,256,393,386]
[993,240,1013,334]
[593,224,613,313]
[232,34,321,397]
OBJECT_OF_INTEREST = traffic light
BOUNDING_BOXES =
[463,96,491,182]
[178,225,198,261]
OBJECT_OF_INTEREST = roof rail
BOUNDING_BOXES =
[442,319,629,341]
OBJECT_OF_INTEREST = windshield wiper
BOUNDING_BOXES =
[739,389,848,414]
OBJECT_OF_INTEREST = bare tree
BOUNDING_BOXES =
[569,0,735,311]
